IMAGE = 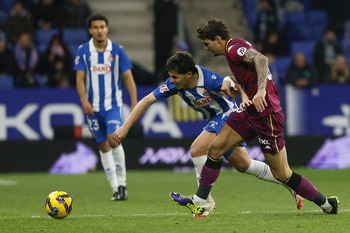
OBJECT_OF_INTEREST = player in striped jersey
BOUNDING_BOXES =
[113,51,302,216]
[75,14,137,201]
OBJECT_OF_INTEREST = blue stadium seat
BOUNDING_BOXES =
[0,11,8,27]
[68,44,80,60]
[308,10,328,39]
[274,56,292,81]
[0,75,14,89]
[1,0,16,12]
[62,28,89,45]
[286,11,312,41]
[308,10,328,25]
[291,40,317,64]
[35,28,60,54]
[286,11,306,24]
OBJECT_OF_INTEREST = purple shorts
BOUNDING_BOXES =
[226,110,285,154]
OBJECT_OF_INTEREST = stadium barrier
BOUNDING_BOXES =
[0,136,330,173]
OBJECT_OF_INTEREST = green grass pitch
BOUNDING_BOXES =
[0,168,349,233]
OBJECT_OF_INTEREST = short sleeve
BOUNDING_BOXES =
[153,78,178,101]
[74,45,86,71]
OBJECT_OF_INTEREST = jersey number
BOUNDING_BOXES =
[88,119,99,131]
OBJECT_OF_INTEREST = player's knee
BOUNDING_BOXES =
[235,162,249,173]
[99,142,110,153]
[208,142,222,159]
[271,170,291,183]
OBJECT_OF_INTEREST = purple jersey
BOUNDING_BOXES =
[225,38,282,119]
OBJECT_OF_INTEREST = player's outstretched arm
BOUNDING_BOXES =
[243,49,268,112]
[113,93,158,143]
[122,69,138,110]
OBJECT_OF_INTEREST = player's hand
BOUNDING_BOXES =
[240,92,252,111]
[82,99,94,116]
[221,80,236,99]
[252,89,267,112]
[113,126,128,144]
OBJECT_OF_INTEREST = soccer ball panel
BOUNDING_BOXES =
[45,191,73,219]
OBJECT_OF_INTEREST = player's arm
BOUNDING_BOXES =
[221,76,252,110]
[122,69,138,111]
[113,93,158,143]
[76,70,93,116]
[243,49,268,112]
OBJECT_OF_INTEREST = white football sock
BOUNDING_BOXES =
[112,145,127,187]
[193,194,207,206]
[100,150,119,192]
[321,200,332,212]
[245,159,281,184]
[192,156,207,186]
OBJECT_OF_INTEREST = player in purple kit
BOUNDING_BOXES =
[75,14,137,201]
[171,18,339,216]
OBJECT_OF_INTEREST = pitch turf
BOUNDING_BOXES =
[0,168,349,233]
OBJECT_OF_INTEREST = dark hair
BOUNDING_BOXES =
[87,14,109,28]
[197,18,230,41]
[166,51,198,74]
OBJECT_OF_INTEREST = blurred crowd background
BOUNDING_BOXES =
[0,0,350,89]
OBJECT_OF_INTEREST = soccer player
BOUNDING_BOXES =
[113,51,302,216]
[170,18,340,216]
[75,14,137,201]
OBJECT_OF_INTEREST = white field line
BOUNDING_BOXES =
[0,209,349,219]
[0,180,17,186]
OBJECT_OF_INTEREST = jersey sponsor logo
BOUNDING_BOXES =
[90,64,112,74]
[211,74,217,80]
[258,137,271,150]
[75,56,80,65]
[159,84,169,93]
[191,97,214,107]
[237,47,247,56]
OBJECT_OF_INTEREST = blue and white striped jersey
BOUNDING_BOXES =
[153,65,238,121]
[74,39,133,112]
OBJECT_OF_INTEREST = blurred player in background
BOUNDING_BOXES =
[113,51,302,216]
[75,14,137,201]
[171,18,339,216]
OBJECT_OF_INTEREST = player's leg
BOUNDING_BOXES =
[192,123,244,205]
[190,130,216,185]
[88,114,120,199]
[98,140,119,199]
[108,134,128,200]
[171,123,243,216]
[261,111,339,214]
[227,147,303,209]
[106,109,128,200]
[264,148,339,214]
[190,130,216,205]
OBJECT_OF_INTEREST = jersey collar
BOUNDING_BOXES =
[89,38,112,52]
[225,38,232,52]
[195,65,204,87]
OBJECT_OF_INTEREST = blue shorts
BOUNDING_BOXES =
[87,108,123,143]
[204,114,246,160]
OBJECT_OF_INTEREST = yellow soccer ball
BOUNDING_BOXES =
[45,191,73,219]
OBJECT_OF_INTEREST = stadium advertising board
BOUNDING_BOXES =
[0,84,348,140]
[285,84,350,136]
[0,87,205,141]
